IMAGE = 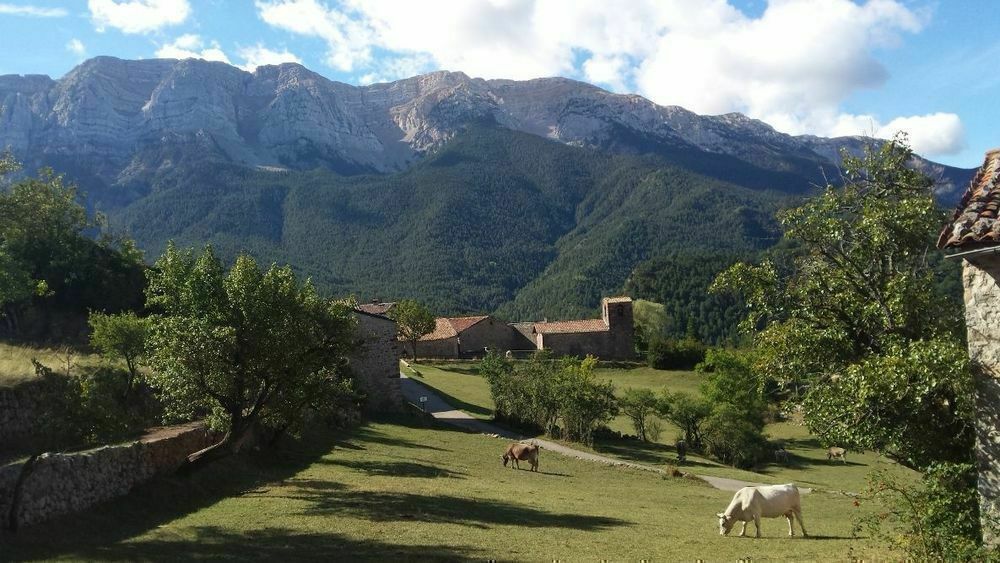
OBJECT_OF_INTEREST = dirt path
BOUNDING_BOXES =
[398,374,806,493]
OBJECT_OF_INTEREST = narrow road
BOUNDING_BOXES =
[398,373,802,493]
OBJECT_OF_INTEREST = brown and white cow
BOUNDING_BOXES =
[717,484,807,538]
[827,447,847,463]
[502,443,540,472]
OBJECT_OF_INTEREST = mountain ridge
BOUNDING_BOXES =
[0,56,973,200]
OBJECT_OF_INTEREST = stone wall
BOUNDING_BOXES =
[350,312,403,412]
[0,421,216,529]
[458,318,525,357]
[407,336,459,359]
[0,379,45,450]
[962,256,1000,543]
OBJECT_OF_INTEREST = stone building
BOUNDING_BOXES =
[349,308,403,412]
[527,297,635,360]
[938,148,1000,539]
[407,315,521,359]
[412,297,635,361]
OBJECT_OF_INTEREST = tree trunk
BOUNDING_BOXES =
[179,416,258,474]
[6,454,40,532]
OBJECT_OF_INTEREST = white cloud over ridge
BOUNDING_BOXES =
[156,34,230,64]
[254,0,964,156]
[66,38,86,58]
[237,44,303,72]
[89,0,190,34]
[0,3,67,17]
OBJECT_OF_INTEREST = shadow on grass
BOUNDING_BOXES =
[287,482,629,531]
[593,437,675,465]
[320,459,466,479]
[415,383,493,419]
[13,524,482,562]
[1,427,348,561]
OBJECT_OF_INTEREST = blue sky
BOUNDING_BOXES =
[0,0,995,168]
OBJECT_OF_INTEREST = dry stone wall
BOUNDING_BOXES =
[0,421,216,529]
[0,380,45,449]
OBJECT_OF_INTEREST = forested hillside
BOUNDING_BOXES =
[93,125,791,340]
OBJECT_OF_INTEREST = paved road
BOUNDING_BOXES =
[398,373,804,493]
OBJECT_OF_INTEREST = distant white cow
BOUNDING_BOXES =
[716,484,807,538]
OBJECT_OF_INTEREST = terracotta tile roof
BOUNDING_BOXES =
[938,149,1000,249]
[448,315,489,333]
[356,302,395,316]
[603,296,632,304]
[533,318,609,334]
[419,316,489,341]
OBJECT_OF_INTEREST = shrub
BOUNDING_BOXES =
[658,391,711,450]
[700,403,769,469]
[648,337,706,370]
[856,463,995,561]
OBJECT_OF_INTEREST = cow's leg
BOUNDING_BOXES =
[739,521,747,537]
[754,515,761,538]
[514,458,520,469]
[786,514,794,536]
[794,507,808,537]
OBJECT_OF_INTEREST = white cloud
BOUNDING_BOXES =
[237,44,302,72]
[253,0,965,157]
[828,112,965,156]
[156,34,231,64]
[0,3,67,16]
[66,39,86,58]
[89,0,190,34]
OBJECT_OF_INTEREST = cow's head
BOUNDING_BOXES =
[502,454,510,467]
[717,513,735,535]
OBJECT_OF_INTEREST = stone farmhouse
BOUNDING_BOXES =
[406,296,635,360]
[938,148,1000,540]
[348,307,403,412]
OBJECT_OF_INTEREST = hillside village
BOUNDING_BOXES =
[0,9,996,557]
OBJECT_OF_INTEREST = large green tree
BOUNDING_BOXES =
[145,244,358,467]
[391,299,436,361]
[712,137,972,470]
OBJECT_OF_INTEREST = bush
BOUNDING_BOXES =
[856,463,995,561]
[648,337,706,370]
[480,351,618,445]
[658,391,711,450]
[700,403,770,469]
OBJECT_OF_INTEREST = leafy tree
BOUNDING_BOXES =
[700,403,770,469]
[88,311,150,393]
[619,387,659,441]
[145,244,358,467]
[657,391,711,450]
[698,348,768,425]
[712,136,972,469]
[391,299,436,361]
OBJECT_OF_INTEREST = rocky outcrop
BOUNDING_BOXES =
[0,56,971,196]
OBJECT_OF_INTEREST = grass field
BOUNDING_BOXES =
[0,342,104,388]
[3,415,896,561]
[412,361,918,494]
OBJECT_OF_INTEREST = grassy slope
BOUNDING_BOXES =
[414,362,918,494]
[0,342,104,388]
[4,416,894,561]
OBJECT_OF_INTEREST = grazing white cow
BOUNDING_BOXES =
[827,447,847,463]
[716,484,807,538]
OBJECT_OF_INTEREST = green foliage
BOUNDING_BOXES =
[700,403,771,469]
[145,244,359,449]
[0,164,144,339]
[390,299,436,361]
[479,351,618,445]
[712,136,973,469]
[647,337,706,370]
[656,391,711,450]
[698,348,768,425]
[88,311,150,391]
[618,387,659,441]
[857,463,994,561]
[803,338,974,469]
